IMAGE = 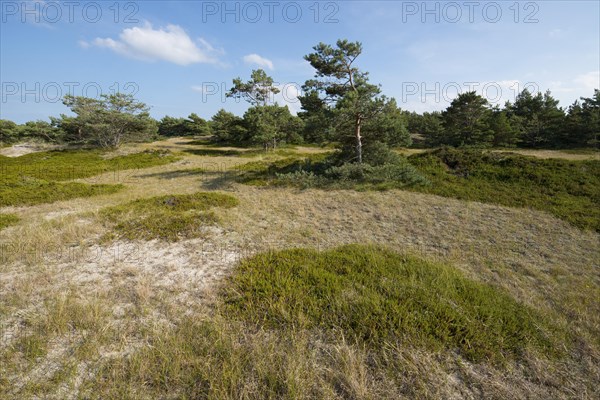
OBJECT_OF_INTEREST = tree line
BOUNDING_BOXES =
[1,39,598,160]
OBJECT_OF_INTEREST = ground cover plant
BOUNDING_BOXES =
[407,148,600,231]
[100,191,239,241]
[77,245,573,399]
[0,149,178,207]
[0,213,19,230]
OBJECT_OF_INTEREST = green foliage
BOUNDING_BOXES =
[0,120,20,144]
[302,39,406,163]
[158,116,188,137]
[1,118,62,144]
[158,114,209,137]
[224,245,561,363]
[227,69,280,107]
[210,109,247,143]
[488,107,520,147]
[0,149,178,206]
[409,148,600,231]
[56,93,157,148]
[243,105,304,149]
[0,213,19,230]
[238,152,428,190]
[405,111,444,147]
[509,89,566,148]
[100,192,239,241]
[562,90,600,148]
[0,181,123,207]
[440,91,493,147]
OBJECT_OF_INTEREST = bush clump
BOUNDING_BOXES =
[100,192,239,241]
[224,244,563,363]
[0,213,19,230]
[409,147,600,231]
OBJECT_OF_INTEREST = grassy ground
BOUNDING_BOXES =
[100,191,239,241]
[232,147,600,231]
[0,214,19,230]
[408,148,600,232]
[1,138,598,399]
[0,149,178,207]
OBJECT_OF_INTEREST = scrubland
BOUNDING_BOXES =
[1,138,598,399]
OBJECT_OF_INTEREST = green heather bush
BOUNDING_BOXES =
[0,149,178,206]
[238,152,429,190]
[224,245,563,363]
[0,213,19,230]
[409,147,600,231]
[100,192,239,241]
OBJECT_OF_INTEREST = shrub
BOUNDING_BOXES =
[224,245,563,363]
[100,192,239,241]
[0,214,19,230]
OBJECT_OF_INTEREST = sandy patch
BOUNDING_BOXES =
[0,142,63,157]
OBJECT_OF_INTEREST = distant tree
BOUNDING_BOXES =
[578,89,600,147]
[186,113,210,136]
[158,116,188,137]
[511,89,565,147]
[0,119,20,144]
[298,91,335,144]
[210,109,247,143]
[243,105,303,150]
[20,120,61,142]
[302,39,400,163]
[420,112,444,147]
[362,98,411,147]
[227,69,280,106]
[158,113,210,137]
[488,106,519,147]
[441,91,493,147]
[59,93,157,148]
[404,111,444,147]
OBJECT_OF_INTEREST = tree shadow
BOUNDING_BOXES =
[137,168,206,180]
[183,148,245,157]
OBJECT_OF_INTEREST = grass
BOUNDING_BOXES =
[231,147,599,231]
[1,138,597,398]
[0,213,19,230]
[184,147,303,160]
[223,244,562,363]
[1,181,124,207]
[100,191,239,241]
[73,245,574,399]
[231,153,427,190]
[408,148,600,231]
[0,149,179,207]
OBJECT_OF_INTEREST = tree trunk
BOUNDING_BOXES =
[355,115,363,164]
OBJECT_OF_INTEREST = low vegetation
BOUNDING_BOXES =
[408,148,600,231]
[0,213,19,230]
[0,149,178,206]
[232,147,599,231]
[224,245,562,363]
[76,245,572,399]
[234,152,429,190]
[100,191,239,241]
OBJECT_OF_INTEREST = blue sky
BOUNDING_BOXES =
[1,0,599,123]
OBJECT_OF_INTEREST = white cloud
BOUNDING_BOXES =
[273,83,301,115]
[91,22,221,66]
[574,71,600,91]
[243,54,274,70]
